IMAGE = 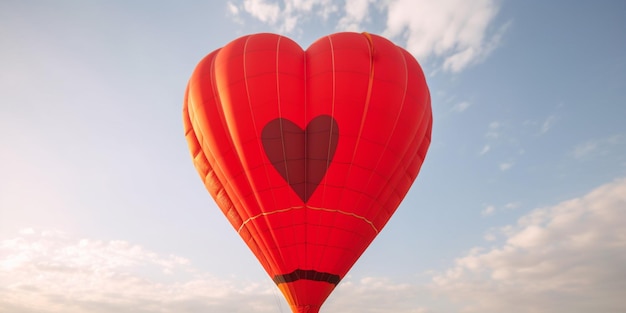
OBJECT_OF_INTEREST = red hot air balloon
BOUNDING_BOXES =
[183,32,432,313]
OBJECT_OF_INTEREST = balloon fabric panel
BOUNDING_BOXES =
[184,32,432,313]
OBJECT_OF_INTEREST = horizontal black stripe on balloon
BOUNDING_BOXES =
[273,269,341,285]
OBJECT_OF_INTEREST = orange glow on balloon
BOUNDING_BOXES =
[183,32,432,313]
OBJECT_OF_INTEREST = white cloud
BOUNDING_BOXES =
[337,0,372,31]
[432,178,626,313]
[228,1,240,15]
[482,121,528,168]
[451,101,470,113]
[228,1,246,25]
[573,141,598,159]
[19,228,35,235]
[483,232,497,241]
[504,202,520,209]
[232,0,279,29]
[384,0,506,72]
[499,161,513,171]
[233,0,340,33]
[3,178,626,312]
[0,230,275,313]
[481,205,495,216]
[540,115,557,134]
[481,202,520,216]
[485,121,500,138]
[327,277,431,313]
[243,0,281,24]
[228,0,507,72]
[522,114,559,136]
[572,134,625,159]
[0,230,430,313]
[479,144,490,155]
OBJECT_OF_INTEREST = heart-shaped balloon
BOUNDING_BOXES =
[183,32,432,313]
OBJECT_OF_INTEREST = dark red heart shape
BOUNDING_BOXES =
[261,115,339,203]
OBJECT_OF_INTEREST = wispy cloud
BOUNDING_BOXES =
[485,121,501,139]
[499,161,514,171]
[228,1,240,15]
[227,0,507,72]
[228,1,245,24]
[479,144,491,155]
[573,141,598,159]
[432,178,626,313]
[451,101,471,113]
[481,205,495,216]
[572,134,625,159]
[540,115,557,134]
[524,114,559,135]
[481,202,520,216]
[503,202,521,210]
[483,232,497,241]
[482,121,525,169]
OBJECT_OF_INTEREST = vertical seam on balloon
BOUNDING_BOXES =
[370,48,410,230]
[323,37,338,203]
[239,35,285,281]
[319,33,374,272]
[324,37,339,286]
[372,49,432,230]
[397,52,432,184]
[302,41,309,292]
[319,34,337,204]
[358,43,409,230]
[341,33,374,195]
[276,37,290,189]
[313,34,340,282]
[270,35,292,282]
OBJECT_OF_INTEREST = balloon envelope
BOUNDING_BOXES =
[183,32,432,313]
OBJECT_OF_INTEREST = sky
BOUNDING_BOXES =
[1,0,625,312]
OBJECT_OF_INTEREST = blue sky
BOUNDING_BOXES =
[1,1,625,312]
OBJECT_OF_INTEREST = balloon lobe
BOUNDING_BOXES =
[183,32,432,313]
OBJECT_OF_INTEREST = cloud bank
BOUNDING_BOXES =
[432,178,626,313]
[0,229,427,313]
[2,178,624,312]
[0,230,275,313]
[227,0,507,72]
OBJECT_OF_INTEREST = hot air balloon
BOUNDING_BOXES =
[183,32,432,313]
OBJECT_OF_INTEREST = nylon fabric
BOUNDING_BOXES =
[183,32,432,313]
